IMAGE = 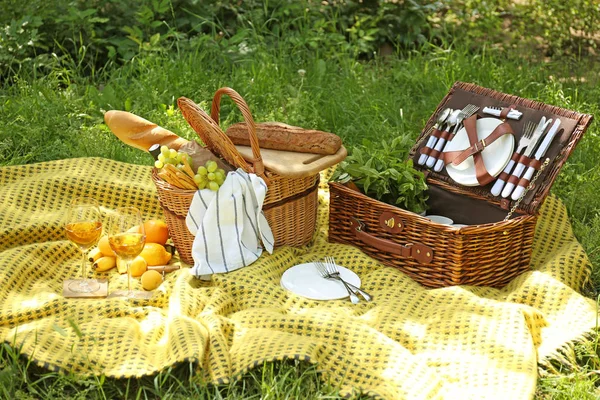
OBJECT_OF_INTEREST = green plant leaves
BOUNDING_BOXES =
[332,136,428,213]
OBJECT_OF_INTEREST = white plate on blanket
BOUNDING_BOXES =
[281,262,361,301]
[445,117,514,186]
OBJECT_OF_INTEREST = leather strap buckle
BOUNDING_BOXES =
[473,138,486,152]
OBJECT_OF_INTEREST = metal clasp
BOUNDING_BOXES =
[473,138,487,153]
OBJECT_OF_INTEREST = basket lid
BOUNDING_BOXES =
[409,81,594,215]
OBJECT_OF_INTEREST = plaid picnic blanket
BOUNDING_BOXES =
[0,157,597,399]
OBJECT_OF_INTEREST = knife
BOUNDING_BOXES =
[510,119,561,200]
[501,116,552,198]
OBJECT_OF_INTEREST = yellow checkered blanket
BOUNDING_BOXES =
[0,158,597,399]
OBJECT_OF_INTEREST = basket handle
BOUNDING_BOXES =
[350,217,434,264]
[210,87,266,179]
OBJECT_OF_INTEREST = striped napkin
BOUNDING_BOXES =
[186,169,274,277]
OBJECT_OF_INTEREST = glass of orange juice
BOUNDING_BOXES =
[65,197,103,293]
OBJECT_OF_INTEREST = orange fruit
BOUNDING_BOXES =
[98,236,116,257]
[143,220,169,245]
[139,243,172,266]
[141,270,163,291]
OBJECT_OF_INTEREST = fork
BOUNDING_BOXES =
[427,104,479,171]
[325,257,373,302]
[490,121,536,196]
[315,260,359,304]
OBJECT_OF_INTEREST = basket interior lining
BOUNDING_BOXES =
[426,185,521,225]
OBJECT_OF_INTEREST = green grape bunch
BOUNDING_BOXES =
[154,145,193,170]
[155,145,227,191]
[194,160,227,191]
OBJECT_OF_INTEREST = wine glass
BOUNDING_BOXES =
[107,207,146,298]
[65,197,103,293]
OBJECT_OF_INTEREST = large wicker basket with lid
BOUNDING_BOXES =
[153,87,344,264]
[328,81,593,288]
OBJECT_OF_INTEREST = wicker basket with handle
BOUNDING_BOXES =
[152,88,319,264]
[328,81,593,288]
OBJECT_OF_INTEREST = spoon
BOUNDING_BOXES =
[426,109,460,168]
[418,107,451,165]
[433,107,472,172]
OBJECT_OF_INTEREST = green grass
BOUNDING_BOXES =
[2,38,600,398]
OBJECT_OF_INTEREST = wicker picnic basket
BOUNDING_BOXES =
[328,81,593,288]
[152,88,319,264]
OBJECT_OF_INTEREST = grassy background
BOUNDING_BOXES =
[2,1,600,398]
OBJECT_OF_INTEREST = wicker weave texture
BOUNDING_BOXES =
[328,182,536,288]
[152,157,319,263]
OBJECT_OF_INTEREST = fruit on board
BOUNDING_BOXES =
[98,236,116,257]
[116,255,147,276]
[139,243,172,266]
[143,220,169,245]
[129,256,148,277]
[141,270,163,291]
[116,257,128,274]
[88,247,103,262]
[93,256,117,272]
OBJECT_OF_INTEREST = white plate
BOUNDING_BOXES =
[425,215,453,225]
[445,118,514,186]
[280,262,361,301]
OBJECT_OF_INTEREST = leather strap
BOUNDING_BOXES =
[421,128,450,156]
[350,218,433,264]
[518,154,531,165]
[441,115,514,186]
[439,130,451,140]
[420,146,433,156]
[517,177,531,188]
[431,128,443,138]
[507,174,521,185]
[449,118,514,166]
[529,159,542,170]
[510,152,520,162]
[429,149,441,159]
[498,171,510,181]
[499,104,516,119]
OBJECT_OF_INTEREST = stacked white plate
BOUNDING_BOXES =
[280,262,361,300]
[444,117,515,186]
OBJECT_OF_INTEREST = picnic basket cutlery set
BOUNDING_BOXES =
[328,81,593,288]
[104,81,592,300]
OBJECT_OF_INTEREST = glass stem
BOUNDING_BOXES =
[127,261,132,293]
[80,249,88,284]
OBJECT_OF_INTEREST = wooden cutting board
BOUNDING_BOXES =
[235,145,347,178]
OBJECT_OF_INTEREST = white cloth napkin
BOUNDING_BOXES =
[185,169,274,277]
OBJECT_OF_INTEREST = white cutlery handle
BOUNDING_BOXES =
[511,166,535,200]
[507,110,523,120]
[418,136,437,165]
[501,162,526,198]
[482,107,501,117]
[433,158,444,172]
[491,159,516,196]
[426,137,446,167]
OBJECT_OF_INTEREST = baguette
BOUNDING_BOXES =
[104,110,188,152]
[225,122,342,155]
